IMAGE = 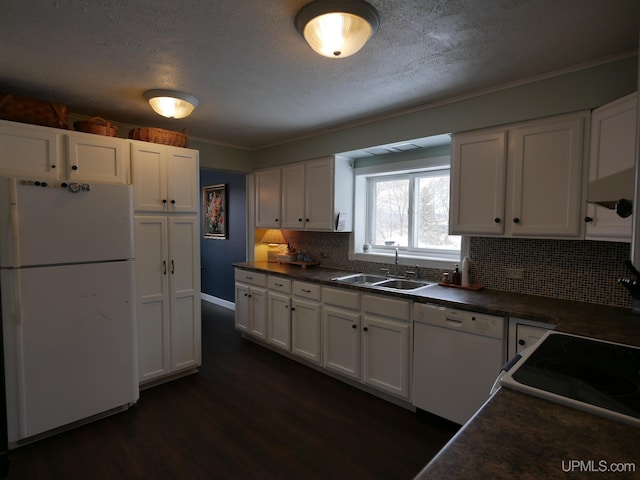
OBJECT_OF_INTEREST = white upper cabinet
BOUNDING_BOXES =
[507,113,587,238]
[450,112,589,238]
[258,155,354,232]
[131,141,199,213]
[0,120,64,180]
[450,130,507,235]
[255,167,282,228]
[585,92,637,242]
[66,132,129,184]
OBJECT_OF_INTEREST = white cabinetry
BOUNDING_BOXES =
[362,294,412,399]
[131,141,199,213]
[0,119,129,184]
[585,92,637,242]
[255,167,282,228]
[322,287,361,380]
[235,270,268,340]
[507,317,555,359]
[450,112,588,238]
[135,215,201,384]
[450,130,507,234]
[267,276,292,350]
[66,132,129,184]
[291,281,322,364]
[255,156,353,232]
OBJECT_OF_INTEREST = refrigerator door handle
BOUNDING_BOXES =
[8,179,20,268]
[11,270,22,325]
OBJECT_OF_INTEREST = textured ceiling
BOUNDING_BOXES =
[0,0,638,149]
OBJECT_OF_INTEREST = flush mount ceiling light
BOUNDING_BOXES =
[143,89,199,119]
[295,0,380,58]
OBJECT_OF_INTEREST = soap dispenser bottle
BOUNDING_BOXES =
[461,257,470,287]
[452,264,461,285]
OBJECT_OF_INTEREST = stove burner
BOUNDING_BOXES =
[534,358,640,398]
[562,339,636,364]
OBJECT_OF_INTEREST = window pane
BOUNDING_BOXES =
[416,174,461,250]
[372,178,409,247]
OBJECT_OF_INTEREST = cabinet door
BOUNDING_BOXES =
[235,283,251,332]
[248,287,268,340]
[508,115,586,237]
[267,291,291,351]
[362,315,410,399]
[131,142,167,212]
[166,147,199,213]
[281,163,306,229]
[450,130,507,234]
[291,297,322,364]
[0,121,63,180]
[255,168,281,228]
[168,216,201,371]
[66,134,128,184]
[323,305,361,380]
[134,216,171,383]
[305,158,335,230]
[586,93,637,242]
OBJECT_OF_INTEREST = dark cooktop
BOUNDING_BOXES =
[501,331,640,426]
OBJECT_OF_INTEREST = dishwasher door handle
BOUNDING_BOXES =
[445,317,464,328]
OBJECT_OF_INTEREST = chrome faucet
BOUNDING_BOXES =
[395,248,399,276]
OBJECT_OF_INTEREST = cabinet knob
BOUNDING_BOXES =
[298,218,303,222]
[51,164,56,169]
[306,218,310,222]
[274,218,279,222]
[363,326,368,332]
[584,216,593,223]
[352,324,357,329]
[290,307,295,311]
[494,218,501,223]
[71,165,78,171]
[513,218,520,224]
[162,199,167,204]
[171,200,176,204]
[518,339,525,346]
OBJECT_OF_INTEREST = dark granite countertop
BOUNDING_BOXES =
[234,262,640,478]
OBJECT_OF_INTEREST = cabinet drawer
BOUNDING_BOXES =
[268,276,291,293]
[235,269,267,287]
[322,287,360,310]
[292,281,321,301]
[363,294,411,321]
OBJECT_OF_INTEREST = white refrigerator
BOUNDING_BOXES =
[0,176,139,447]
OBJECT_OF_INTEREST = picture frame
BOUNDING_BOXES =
[203,184,227,239]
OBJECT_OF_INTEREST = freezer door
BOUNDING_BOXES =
[0,177,134,268]
[2,261,138,443]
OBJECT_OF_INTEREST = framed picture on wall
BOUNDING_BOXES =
[203,184,227,239]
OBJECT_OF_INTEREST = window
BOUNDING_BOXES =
[351,154,463,268]
[367,169,460,255]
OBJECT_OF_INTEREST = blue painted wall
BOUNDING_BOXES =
[200,168,247,302]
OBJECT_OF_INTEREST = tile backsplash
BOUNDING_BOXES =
[280,230,632,308]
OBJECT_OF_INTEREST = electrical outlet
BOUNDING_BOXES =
[505,268,525,280]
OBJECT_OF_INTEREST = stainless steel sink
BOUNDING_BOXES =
[375,279,433,290]
[331,273,388,285]
[332,273,434,291]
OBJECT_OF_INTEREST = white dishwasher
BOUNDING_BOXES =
[412,303,505,425]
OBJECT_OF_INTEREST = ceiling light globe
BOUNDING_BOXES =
[144,90,199,119]
[296,0,380,59]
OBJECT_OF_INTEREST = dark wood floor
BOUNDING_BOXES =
[5,301,457,479]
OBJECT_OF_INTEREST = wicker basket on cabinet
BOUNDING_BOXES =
[128,127,188,147]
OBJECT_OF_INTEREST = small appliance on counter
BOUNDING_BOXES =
[619,260,640,314]
[499,331,640,427]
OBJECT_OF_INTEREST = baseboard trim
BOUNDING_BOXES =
[201,293,235,311]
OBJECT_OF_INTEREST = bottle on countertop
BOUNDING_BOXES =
[461,257,470,287]
[452,264,461,285]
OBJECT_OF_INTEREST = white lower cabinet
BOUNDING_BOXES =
[291,281,322,364]
[267,276,292,350]
[322,287,361,380]
[508,317,555,358]
[135,215,201,385]
[362,294,412,399]
[234,270,268,340]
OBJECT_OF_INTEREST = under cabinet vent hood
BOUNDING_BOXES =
[587,167,635,218]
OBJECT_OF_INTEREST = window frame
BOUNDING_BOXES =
[350,155,467,270]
